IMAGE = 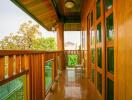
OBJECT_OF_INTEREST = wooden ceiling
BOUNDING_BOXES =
[52,0,82,22]
[64,23,81,31]
[12,0,83,31]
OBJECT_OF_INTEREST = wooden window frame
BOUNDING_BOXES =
[105,0,114,100]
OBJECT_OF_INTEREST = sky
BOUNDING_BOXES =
[0,0,80,45]
[64,31,80,44]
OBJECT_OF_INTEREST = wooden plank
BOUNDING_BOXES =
[16,55,21,74]
[30,54,34,100]
[25,55,30,70]
[0,57,4,80]
[0,50,63,56]
[38,54,42,99]
[125,0,132,99]
[42,54,45,98]
[113,0,118,99]
[21,55,25,71]
[8,56,14,77]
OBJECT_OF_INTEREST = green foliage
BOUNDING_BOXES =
[32,37,56,50]
[67,55,78,67]
[0,21,56,50]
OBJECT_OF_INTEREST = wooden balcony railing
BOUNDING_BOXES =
[64,50,84,66]
[0,50,64,100]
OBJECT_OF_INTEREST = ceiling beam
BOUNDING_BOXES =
[64,16,81,23]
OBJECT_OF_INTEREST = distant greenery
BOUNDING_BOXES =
[0,21,56,50]
[67,55,78,67]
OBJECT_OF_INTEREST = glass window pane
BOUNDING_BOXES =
[107,78,114,100]
[45,61,53,91]
[97,48,102,68]
[91,48,95,64]
[107,47,114,74]
[97,23,102,43]
[96,0,101,19]
[105,0,113,11]
[0,75,25,100]
[97,72,102,94]
[91,30,95,45]
[106,13,114,41]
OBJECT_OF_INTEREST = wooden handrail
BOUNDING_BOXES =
[0,50,63,56]
[0,70,29,86]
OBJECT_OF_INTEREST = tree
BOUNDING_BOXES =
[32,37,56,50]
[0,21,56,50]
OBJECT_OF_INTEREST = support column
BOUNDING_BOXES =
[55,22,64,51]
[55,22,65,69]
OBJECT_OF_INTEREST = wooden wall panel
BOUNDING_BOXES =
[114,0,132,99]
[125,0,132,99]
[114,0,126,99]
[81,0,114,100]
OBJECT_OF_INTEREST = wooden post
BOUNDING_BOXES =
[55,22,65,69]
[56,22,64,51]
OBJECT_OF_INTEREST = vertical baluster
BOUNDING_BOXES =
[8,56,13,77]
[5,56,8,78]
[13,55,16,75]
[30,54,34,100]
[38,54,42,99]
[0,57,4,80]
[26,54,30,100]
[25,55,29,70]
[21,55,25,71]
[42,54,45,97]
[16,55,20,74]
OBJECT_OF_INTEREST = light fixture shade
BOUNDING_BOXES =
[52,27,55,31]
[65,0,75,9]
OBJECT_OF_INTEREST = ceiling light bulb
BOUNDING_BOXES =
[65,1,75,9]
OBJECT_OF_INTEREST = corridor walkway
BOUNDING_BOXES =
[45,68,100,100]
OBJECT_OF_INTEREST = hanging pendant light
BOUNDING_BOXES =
[65,0,75,9]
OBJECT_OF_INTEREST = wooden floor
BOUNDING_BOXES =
[45,68,100,100]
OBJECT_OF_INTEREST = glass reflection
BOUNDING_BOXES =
[106,13,114,41]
